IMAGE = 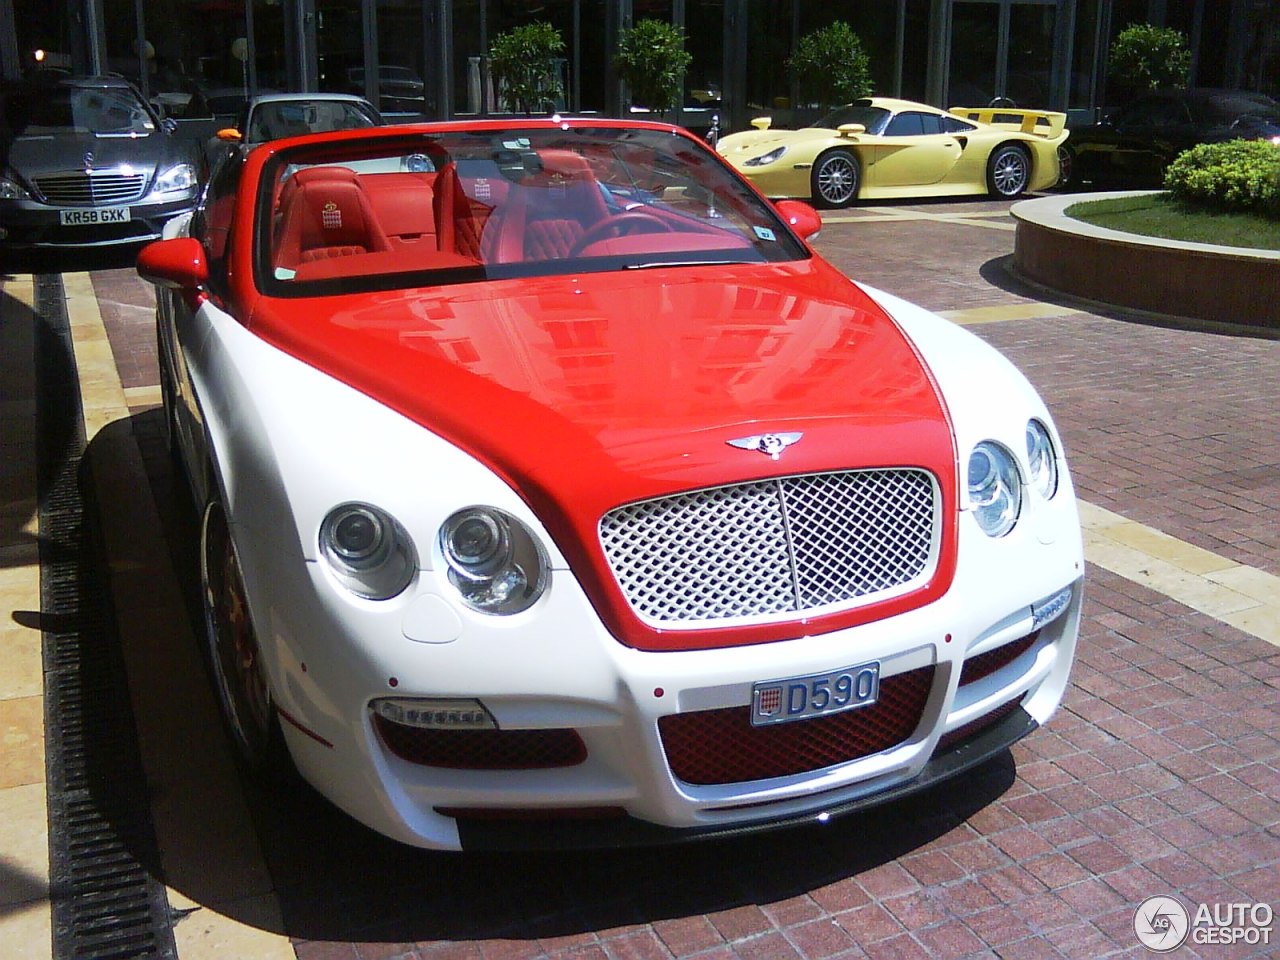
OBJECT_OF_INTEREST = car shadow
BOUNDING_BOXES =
[249,751,1016,943]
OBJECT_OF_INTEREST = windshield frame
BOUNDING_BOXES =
[254,125,812,299]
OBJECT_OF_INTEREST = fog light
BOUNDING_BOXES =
[372,697,496,730]
[1031,586,1073,630]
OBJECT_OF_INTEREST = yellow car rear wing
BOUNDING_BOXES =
[949,107,1068,140]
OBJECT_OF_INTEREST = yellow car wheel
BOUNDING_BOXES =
[811,150,860,208]
[987,144,1030,198]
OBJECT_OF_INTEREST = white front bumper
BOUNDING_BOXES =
[258,492,1083,851]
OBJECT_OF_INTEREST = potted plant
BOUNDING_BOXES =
[613,19,693,119]
[488,22,564,115]
[789,21,873,113]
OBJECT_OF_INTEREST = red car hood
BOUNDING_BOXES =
[250,258,958,650]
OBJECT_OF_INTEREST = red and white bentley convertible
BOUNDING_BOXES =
[138,118,1083,851]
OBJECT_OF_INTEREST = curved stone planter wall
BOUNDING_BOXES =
[1011,192,1280,331]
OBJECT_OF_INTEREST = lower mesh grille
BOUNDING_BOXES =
[373,715,586,769]
[600,469,938,625]
[959,632,1039,687]
[659,665,936,785]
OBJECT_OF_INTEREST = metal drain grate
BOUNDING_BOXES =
[36,273,179,960]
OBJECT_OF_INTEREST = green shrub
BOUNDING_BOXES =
[789,21,873,110]
[1164,140,1280,219]
[1108,24,1191,100]
[489,22,564,114]
[614,19,693,117]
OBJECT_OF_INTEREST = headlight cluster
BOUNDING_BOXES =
[967,418,1060,537]
[744,146,787,167]
[152,162,198,195]
[0,176,32,201]
[439,507,549,614]
[320,502,549,614]
[320,503,416,599]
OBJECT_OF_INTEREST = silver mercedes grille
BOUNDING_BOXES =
[599,469,939,625]
[35,171,148,206]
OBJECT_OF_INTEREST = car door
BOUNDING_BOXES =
[1110,94,1191,184]
[863,111,965,188]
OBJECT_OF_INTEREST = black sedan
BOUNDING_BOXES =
[0,73,202,248]
[1060,87,1280,189]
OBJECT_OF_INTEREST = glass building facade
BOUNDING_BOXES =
[3,0,1278,134]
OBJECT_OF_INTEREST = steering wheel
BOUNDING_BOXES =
[570,211,672,256]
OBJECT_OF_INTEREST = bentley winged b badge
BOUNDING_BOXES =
[727,432,803,460]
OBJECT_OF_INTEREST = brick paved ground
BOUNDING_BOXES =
[49,199,1280,959]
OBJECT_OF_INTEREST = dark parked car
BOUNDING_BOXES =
[1060,88,1280,189]
[0,73,202,248]
[346,66,426,112]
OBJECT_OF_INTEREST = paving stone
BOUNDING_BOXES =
[22,198,1274,960]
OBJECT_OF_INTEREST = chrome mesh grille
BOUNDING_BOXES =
[35,171,147,205]
[599,469,937,624]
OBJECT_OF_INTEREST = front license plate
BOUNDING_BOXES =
[59,207,129,226]
[751,661,880,727]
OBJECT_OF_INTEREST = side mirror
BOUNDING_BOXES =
[774,200,822,241]
[137,237,208,290]
[162,117,178,135]
[836,123,866,138]
[750,117,772,131]
[216,127,243,142]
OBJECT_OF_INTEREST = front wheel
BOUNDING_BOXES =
[987,144,1030,198]
[810,150,860,208]
[201,499,287,773]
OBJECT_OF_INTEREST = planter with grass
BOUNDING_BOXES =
[1012,193,1279,330]
[1011,140,1280,330]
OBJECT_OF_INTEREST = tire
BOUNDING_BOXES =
[810,150,860,208]
[1056,145,1076,192]
[201,498,288,773]
[158,357,186,474]
[987,144,1030,199]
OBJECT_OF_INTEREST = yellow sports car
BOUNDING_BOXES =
[718,97,1069,207]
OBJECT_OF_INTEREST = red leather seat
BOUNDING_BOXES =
[486,150,611,263]
[275,173,391,269]
[432,162,497,261]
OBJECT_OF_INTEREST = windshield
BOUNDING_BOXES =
[259,126,809,296]
[1,85,155,137]
[812,102,890,134]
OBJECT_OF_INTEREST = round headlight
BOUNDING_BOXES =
[441,510,509,581]
[439,507,548,615]
[320,503,416,599]
[1025,419,1058,499]
[968,442,1022,537]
